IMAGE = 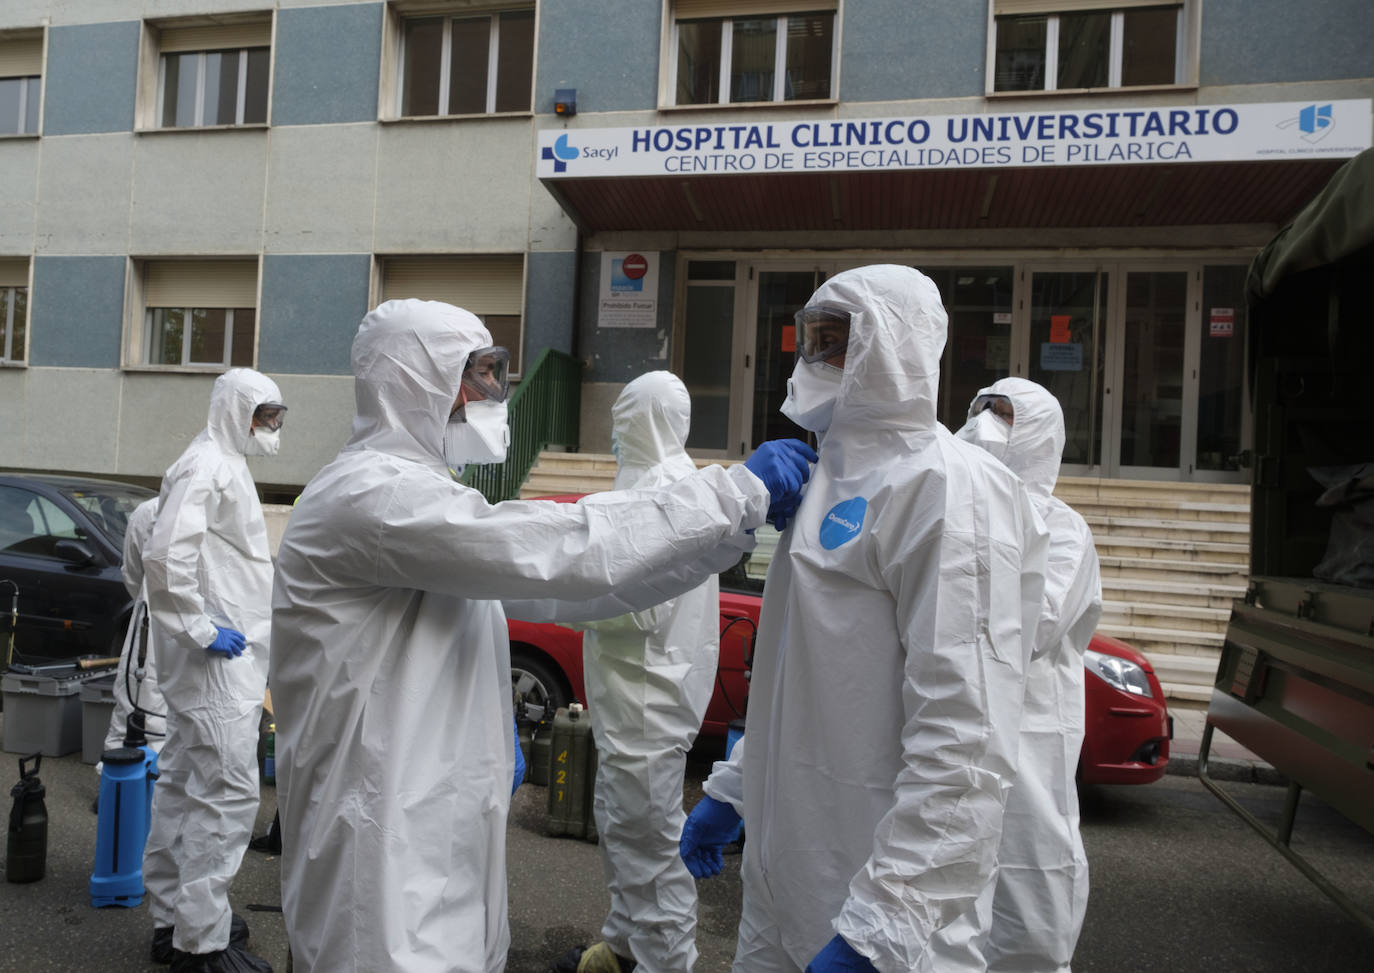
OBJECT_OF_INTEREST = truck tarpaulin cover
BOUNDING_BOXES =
[1309,464,1374,589]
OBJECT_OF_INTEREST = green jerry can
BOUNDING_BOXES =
[545,703,599,842]
[529,722,552,787]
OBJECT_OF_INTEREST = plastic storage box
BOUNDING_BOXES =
[80,674,119,764]
[3,667,100,757]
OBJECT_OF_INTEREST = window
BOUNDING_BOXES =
[396,6,534,117]
[0,32,43,135]
[0,258,28,363]
[136,260,258,368]
[989,1,1192,94]
[380,256,525,373]
[668,1,836,107]
[147,18,271,129]
[0,487,81,557]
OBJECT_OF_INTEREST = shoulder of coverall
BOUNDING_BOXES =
[984,376,1065,504]
[206,367,283,457]
[808,264,947,433]
[611,371,692,473]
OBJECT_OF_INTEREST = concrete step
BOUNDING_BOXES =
[1100,577,1245,611]
[1100,600,1231,634]
[1067,499,1250,524]
[1092,534,1250,563]
[1100,622,1225,655]
[1055,475,1250,503]
[1082,514,1250,545]
[1158,681,1213,703]
[1098,555,1249,588]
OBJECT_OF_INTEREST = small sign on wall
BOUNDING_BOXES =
[598,252,659,328]
[1209,307,1235,337]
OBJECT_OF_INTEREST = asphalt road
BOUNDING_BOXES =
[1,736,1371,972]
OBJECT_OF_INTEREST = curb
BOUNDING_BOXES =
[1166,751,1287,787]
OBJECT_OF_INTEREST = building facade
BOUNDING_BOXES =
[1,0,1370,498]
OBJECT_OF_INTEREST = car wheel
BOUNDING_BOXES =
[510,647,571,728]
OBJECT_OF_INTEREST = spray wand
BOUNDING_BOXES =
[0,580,17,672]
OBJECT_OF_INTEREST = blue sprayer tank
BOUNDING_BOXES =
[90,741,159,907]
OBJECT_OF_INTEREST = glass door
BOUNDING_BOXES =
[1025,267,1108,469]
[749,269,823,450]
[1109,268,1191,478]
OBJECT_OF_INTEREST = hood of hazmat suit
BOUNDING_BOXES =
[582,371,720,968]
[269,300,769,973]
[706,265,1048,972]
[141,366,280,953]
[101,497,168,761]
[963,378,1103,973]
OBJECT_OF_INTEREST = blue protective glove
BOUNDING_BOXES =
[679,794,742,879]
[206,626,245,658]
[805,935,878,973]
[512,715,526,796]
[767,492,802,532]
[744,439,818,508]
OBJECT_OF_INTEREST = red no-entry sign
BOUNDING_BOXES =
[621,253,648,279]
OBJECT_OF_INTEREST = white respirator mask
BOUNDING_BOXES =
[780,360,843,433]
[956,409,1012,462]
[246,427,282,456]
[444,399,510,467]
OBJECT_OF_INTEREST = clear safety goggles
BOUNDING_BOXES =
[460,346,511,404]
[252,403,288,431]
[794,304,852,364]
[968,393,1014,424]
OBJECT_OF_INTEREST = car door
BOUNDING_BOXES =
[0,485,121,662]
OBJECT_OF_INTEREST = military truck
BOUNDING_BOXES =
[1199,148,1374,936]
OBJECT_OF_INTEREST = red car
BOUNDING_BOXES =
[509,500,1170,786]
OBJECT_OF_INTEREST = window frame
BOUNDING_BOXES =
[384,3,536,121]
[0,283,27,364]
[984,1,1198,97]
[136,14,274,132]
[0,29,45,137]
[662,4,840,109]
[125,258,262,372]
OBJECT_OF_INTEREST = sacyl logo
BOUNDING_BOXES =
[1278,103,1334,144]
[541,133,579,173]
[819,497,868,550]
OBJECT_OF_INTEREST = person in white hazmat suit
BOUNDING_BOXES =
[98,497,168,767]
[679,264,1049,973]
[563,370,725,973]
[956,378,1103,973]
[268,298,815,973]
[142,367,286,973]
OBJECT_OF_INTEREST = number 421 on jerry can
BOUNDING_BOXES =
[545,703,598,843]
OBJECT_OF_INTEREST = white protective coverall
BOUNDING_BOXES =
[581,371,721,971]
[100,497,168,760]
[142,367,281,954]
[703,265,1049,972]
[961,378,1103,973]
[269,300,771,973]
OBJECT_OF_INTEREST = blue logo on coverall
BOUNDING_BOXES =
[819,497,867,550]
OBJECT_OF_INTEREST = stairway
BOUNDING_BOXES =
[521,454,1249,703]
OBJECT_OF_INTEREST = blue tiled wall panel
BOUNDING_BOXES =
[43,22,141,135]
[258,254,372,375]
[523,251,577,360]
[1202,0,1374,85]
[576,251,677,382]
[536,0,661,114]
[30,257,126,367]
[272,4,384,126]
[842,0,988,102]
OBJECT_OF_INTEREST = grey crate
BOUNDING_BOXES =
[2,671,93,757]
[80,674,119,765]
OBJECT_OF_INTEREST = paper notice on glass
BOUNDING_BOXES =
[599,251,659,328]
[1049,315,1073,343]
[1040,342,1083,371]
[985,336,1009,370]
[1209,307,1235,337]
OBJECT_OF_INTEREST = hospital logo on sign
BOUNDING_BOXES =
[1278,103,1334,144]
[541,133,579,172]
[819,497,867,550]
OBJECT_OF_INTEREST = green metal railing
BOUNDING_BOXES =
[461,348,582,503]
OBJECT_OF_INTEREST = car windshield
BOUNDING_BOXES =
[59,484,157,549]
[719,523,779,596]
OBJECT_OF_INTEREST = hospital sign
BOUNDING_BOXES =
[537,99,1371,179]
